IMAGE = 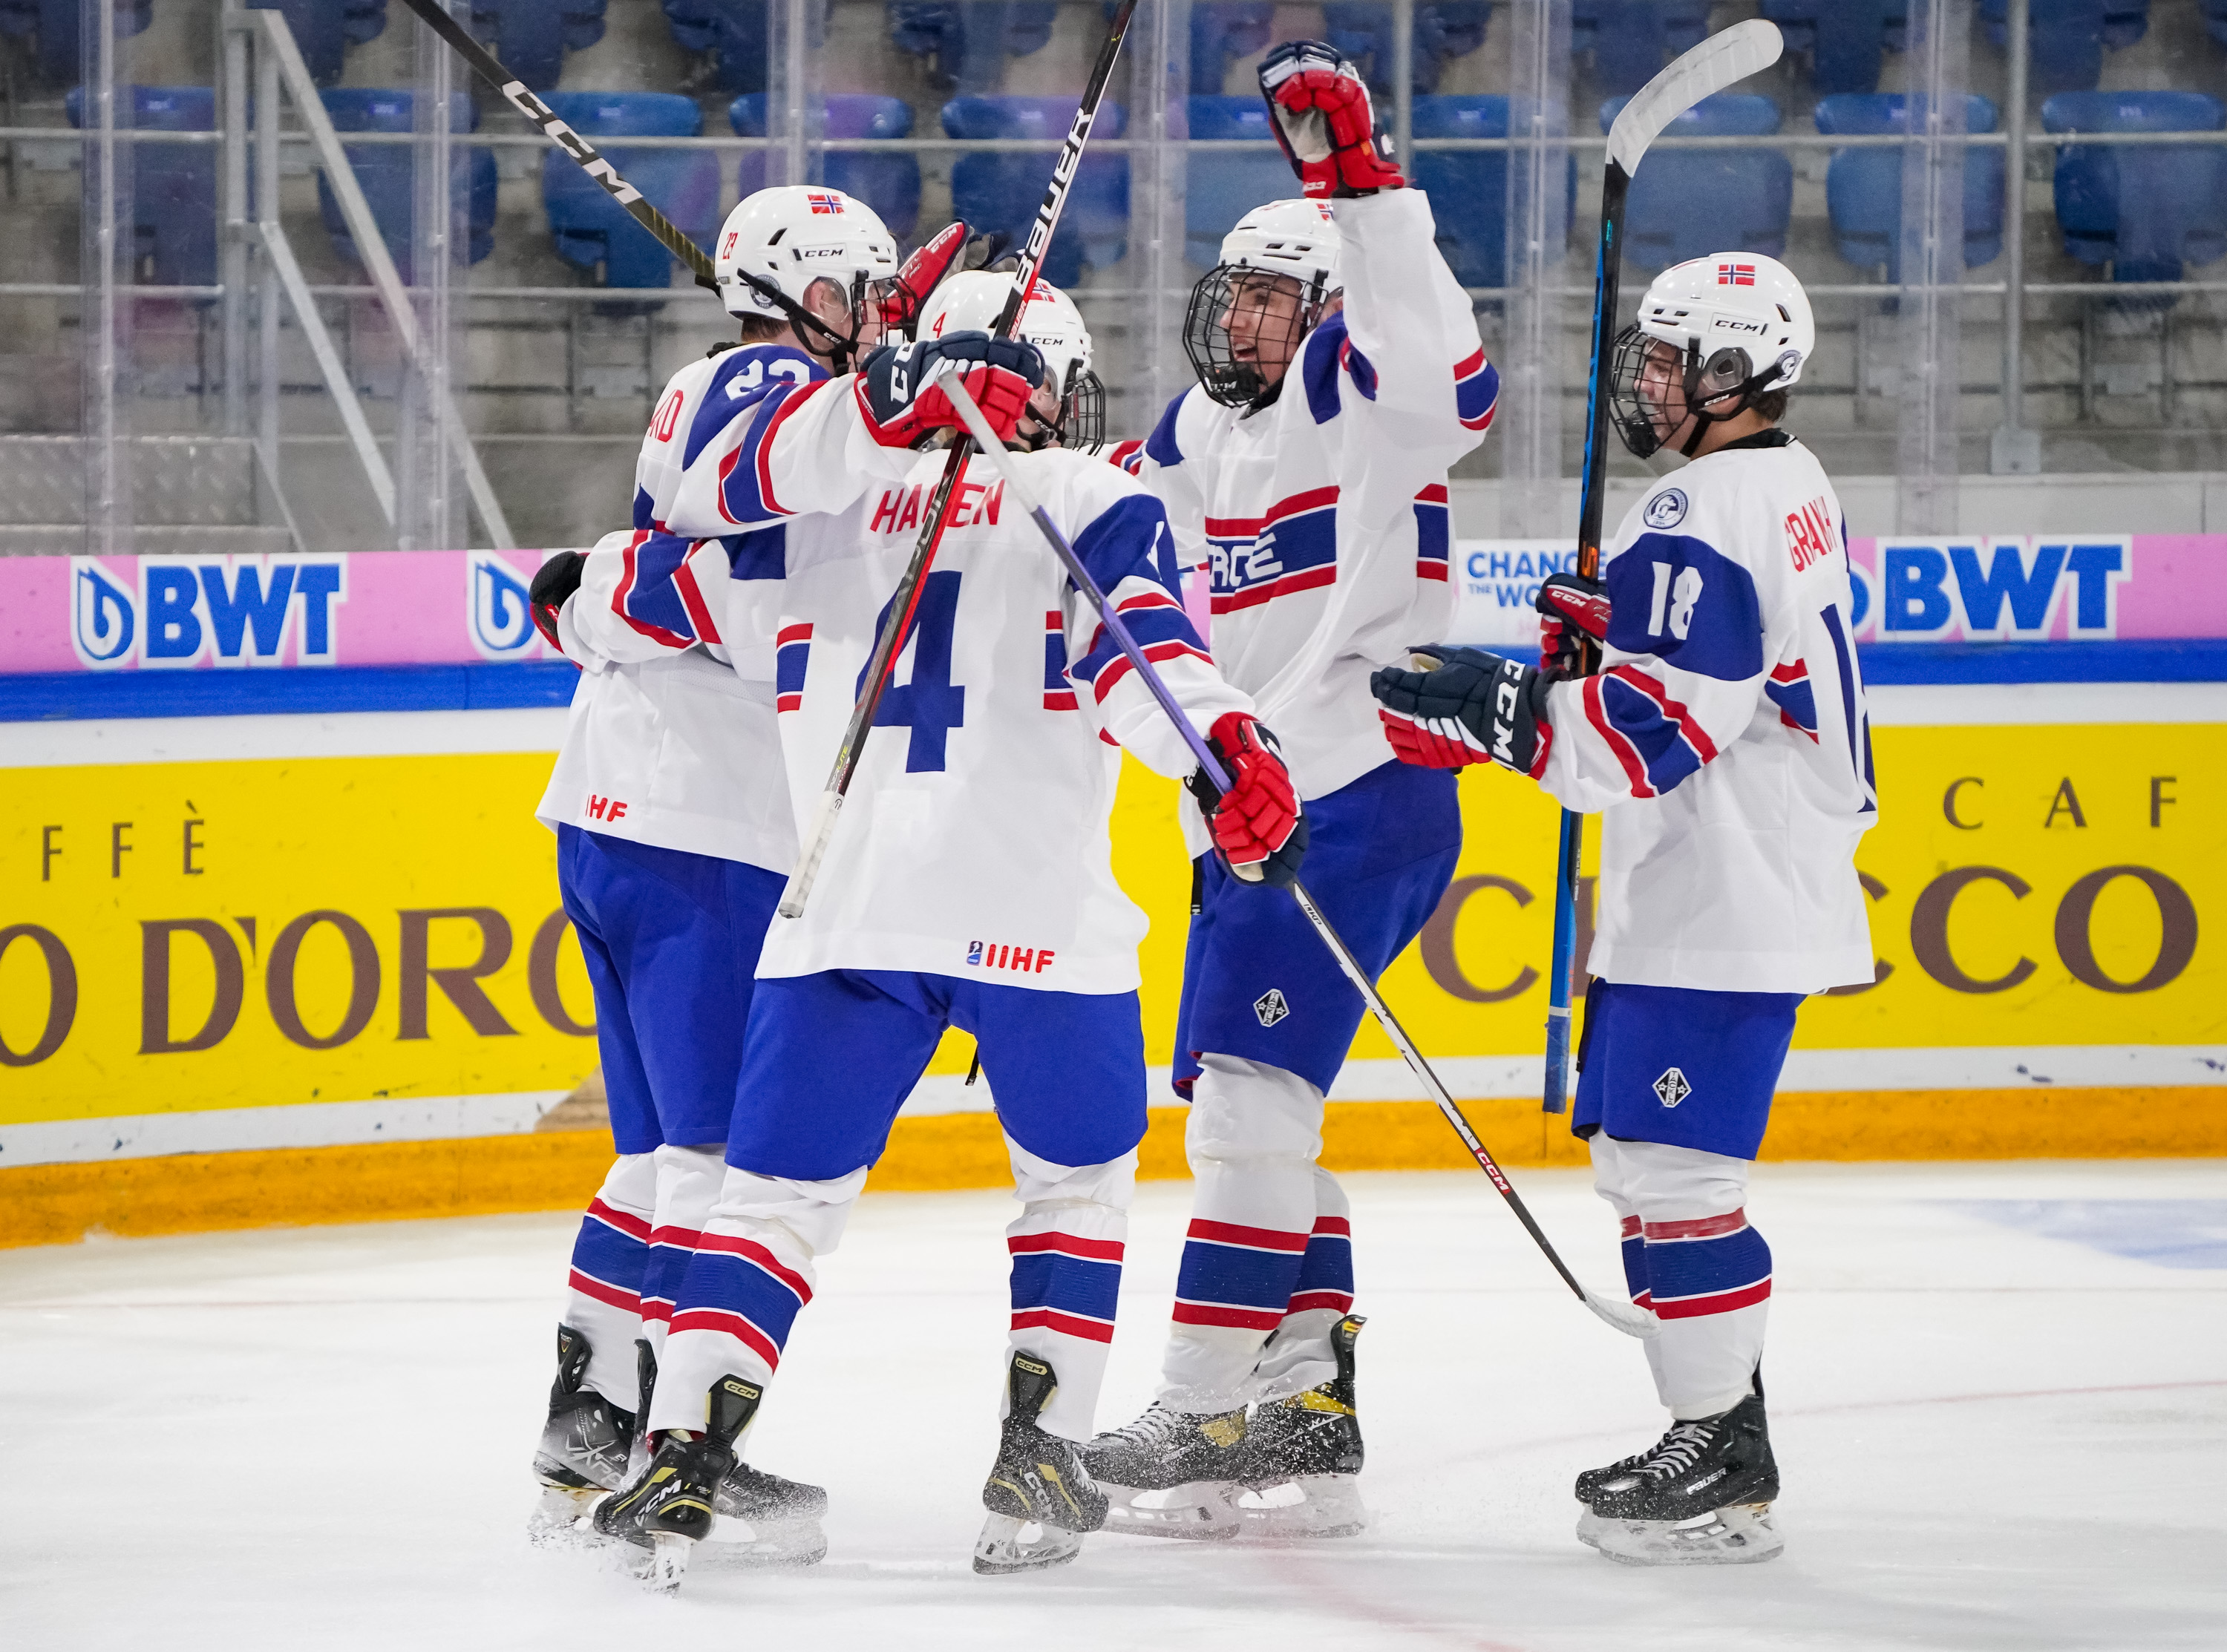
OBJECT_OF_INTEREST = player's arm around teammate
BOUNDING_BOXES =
[1082,40,1494,1547]
[1372,254,1877,1568]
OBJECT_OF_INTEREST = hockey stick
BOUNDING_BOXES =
[939,373,1655,1343]
[776,0,1141,920]
[1542,19,1783,1115]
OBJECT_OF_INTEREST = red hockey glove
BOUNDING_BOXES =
[1259,39,1405,198]
[854,332,1044,449]
[530,550,586,652]
[1537,568,1610,678]
[879,220,1006,337]
[1194,712,1308,887]
[1371,646,1554,779]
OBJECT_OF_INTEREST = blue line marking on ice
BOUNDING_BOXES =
[1942,1200,2227,1271]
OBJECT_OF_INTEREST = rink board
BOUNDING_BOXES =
[2,702,2224,1245]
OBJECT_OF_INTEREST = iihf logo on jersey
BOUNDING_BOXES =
[1653,1067,1693,1108]
[967,940,1058,974]
[1253,989,1290,1028]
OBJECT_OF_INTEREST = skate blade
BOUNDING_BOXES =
[1100,1481,1241,1542]
[689,1514,829,1570]
[644,1531,694,1593]
[1233,1475,1368,1542]
[1580,1501,1783,1567]
[972,1512,1085,1575]
[526,1485,607,1550]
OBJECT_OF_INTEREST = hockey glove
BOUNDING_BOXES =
[1186,712,1309,888]
[879,220,1006,337]
[1370,646,1554,779]
[1259,39,1405,198]
[530,550,586,651]
[855,332,1045,449]
[1537,568,1610,678]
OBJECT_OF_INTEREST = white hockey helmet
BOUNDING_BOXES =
[713,185,899,366]
[1185,198,1344,407]
[917,270,1105,449]
[1609,252,1814,458]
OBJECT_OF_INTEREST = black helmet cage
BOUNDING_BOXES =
[1607,324,1785,459]
[1183,264,1336,409]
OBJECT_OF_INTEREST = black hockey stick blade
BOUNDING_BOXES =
[393,0,719,292]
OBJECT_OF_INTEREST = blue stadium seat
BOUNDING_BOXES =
[2205,0,2227,48]
[1410,94,1577,289]
[13,0,151,87]
[1814,94,2004,280]
[1190,4,1272,96]
[2043,90,2227,284]
[64,84,217,287]
[316,90,496,282]
[1321,4,1489,96]
[1758,2,1906,96]
[1600,91,1790,271]
[942,96,1128,287]
[664,1,779,95]
[892,4,1056,96]
[471,1,605,93]
[1184,96,1292,268]
[731,94,921,240]
[542,91,722,289]
[1572,1,1710,97]
[1981,1,2137,96]
[246,2,362,88]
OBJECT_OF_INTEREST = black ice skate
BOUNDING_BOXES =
[974,1351,1109,1575]
[702,1460,830,1569]
[528,1324,638,1544]
[591,1374,762,1592]
[1577,1392,1783,1567]
[1235,1313,1368,1540]
[1084,1402,1250,1541]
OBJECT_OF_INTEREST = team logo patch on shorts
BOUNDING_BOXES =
[1643,488,1689,530]
[1253,989,1290,1028]
[1652,1066,1693,1108]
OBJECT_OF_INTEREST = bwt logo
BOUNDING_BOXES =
[468,551,543,658]
[1854,537,2130,640]
[71,555,347,671]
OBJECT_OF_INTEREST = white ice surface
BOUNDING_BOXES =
[4,1161,2223,1651]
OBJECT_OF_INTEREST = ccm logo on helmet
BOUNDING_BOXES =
[1713,315,1767,335]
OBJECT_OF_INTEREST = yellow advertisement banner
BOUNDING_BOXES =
[2,721,2222,1138]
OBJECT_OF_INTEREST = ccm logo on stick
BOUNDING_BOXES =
[967,940,1056,974]
[584,795,629,822]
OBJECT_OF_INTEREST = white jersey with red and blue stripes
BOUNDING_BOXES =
[1537,435,1877,994]
[1116,187,1496,808]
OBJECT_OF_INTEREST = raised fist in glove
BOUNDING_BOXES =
[1537,568,1609,678]
[1187,712,1309,887]
[530,550,586,651]
[855,332,1045,449]
[1370,646,1554,778]
[1259,39,1405,198]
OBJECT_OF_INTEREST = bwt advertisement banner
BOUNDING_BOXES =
[1450,534,2227,649]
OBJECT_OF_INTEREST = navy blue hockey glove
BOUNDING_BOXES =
[530,551,586,652]
[854,332,1044,448]
[1184,712,1309,888]
[1371,646,1554,778]
[1537,568,1609,678]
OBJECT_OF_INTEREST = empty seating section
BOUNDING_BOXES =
[1321,4,1488,95]
[2044,90,2227,285]
[248,1,390,88]
[1184,96,1289,268]
[2207,0,2227,47]
[889,3,1057,96]
[1814,94,2004,281]
[1191,3,1274,96]
[470,1,606,94]
[317,90,497,282]
[1758,1,1905,96]
[541,91,721,289]
[732,95,921,240]
[942,96,1128,287]
[65,83,215,287]
[1572,1,1710,98]
[1409,94,1577,290]
[1600,92,1791,271]
[1979,1,2145,96]
[3,0,151,86]
[664,1,788,95]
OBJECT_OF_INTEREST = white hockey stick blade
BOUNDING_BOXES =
[777,788,842,920]
[1586,1288,1661,1340]
[1606,19,1782,176]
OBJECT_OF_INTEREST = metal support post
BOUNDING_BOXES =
[256,20,281,502]
[1131,0,1190,431]
[1500,0,1572,537]
[220,1,249,436]
[1990,0,2039,473]
[1392,0,1414,171]
[1894,0,1970,534]
[81,0,130,558]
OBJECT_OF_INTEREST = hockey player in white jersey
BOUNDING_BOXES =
[1372,253,1875,1567]
[566,275,1308,1582]
[1085,39,1495,1541]
[523,182,949,1564]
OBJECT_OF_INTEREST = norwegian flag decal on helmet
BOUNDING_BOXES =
[1718,262,1756,286]
[806,191,844,214]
